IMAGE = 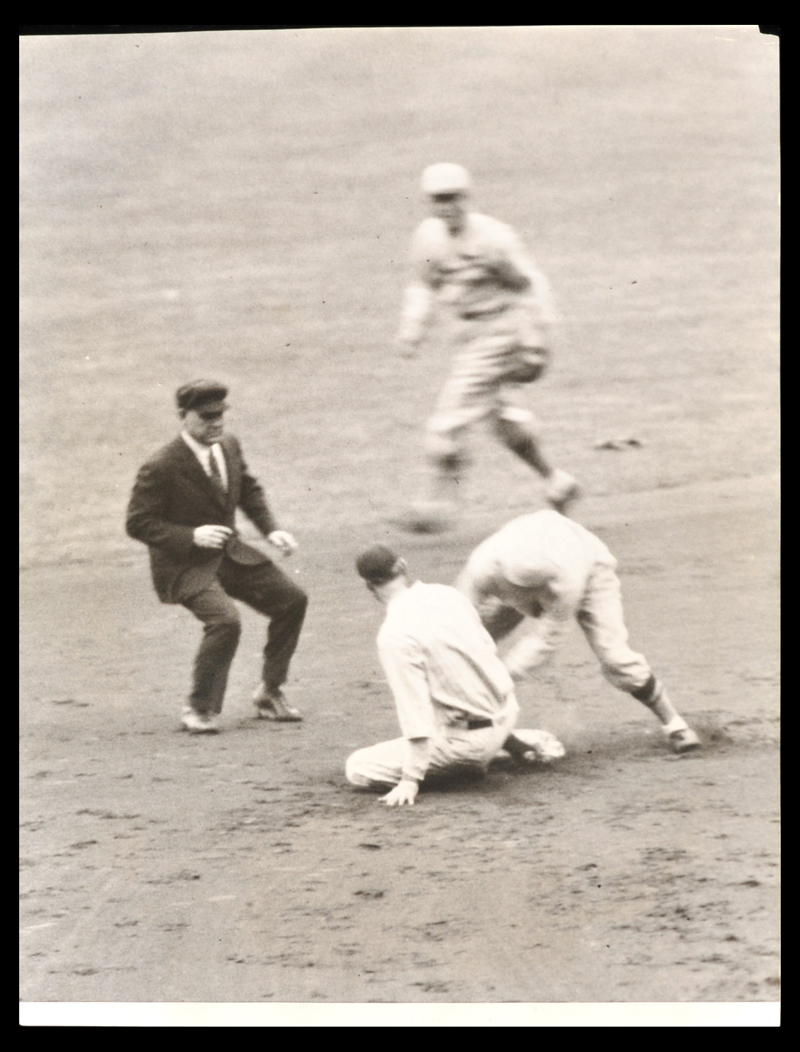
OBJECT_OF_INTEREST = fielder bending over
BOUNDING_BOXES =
[457,510,702,755]
[396,163,580,533]
[346,545,564,806]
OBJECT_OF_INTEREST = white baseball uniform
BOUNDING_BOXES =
[457,510,653,693]
[345,581,520,788]
[398,211,558,458]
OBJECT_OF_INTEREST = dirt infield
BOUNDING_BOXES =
[20,474,779,1003]
[20,27,779,1009]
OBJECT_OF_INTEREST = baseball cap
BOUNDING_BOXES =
[420,162,471,196]
[355,544,404,585]
[176,379,229,413]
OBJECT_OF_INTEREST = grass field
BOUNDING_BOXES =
[20,26,779,565]
[20,27,779,1015]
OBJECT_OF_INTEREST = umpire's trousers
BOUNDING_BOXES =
[181,556,308,716]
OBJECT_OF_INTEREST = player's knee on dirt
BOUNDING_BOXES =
[345,748,397,789]
[345,750,371,786]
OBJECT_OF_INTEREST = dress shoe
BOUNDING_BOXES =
[252,684,303,722]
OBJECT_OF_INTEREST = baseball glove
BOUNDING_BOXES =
[504,346,549,384]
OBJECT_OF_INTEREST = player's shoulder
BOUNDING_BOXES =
[419,581,478,616]
[415,580,461,599]
[468,212,518,239]
[410,216,450,248]
[469,211,510,231]
[377,613,421,653]
[511,510,598,548]
[384,581,462,623]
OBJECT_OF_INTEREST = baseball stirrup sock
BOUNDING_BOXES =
[661,715,689,736]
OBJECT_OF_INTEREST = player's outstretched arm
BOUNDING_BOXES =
[396,281,434,354]
[503,614,572,680]
[493,228,559,323]
[380,737,430,806]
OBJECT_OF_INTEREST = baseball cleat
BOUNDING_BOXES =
[501,728,566,764]
[394,501,456,534]
[252,685,303,722]
[545,470,581,514]
[181,708,220,734]
[668,727,702,754]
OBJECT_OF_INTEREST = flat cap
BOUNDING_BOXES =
[176,379,229,412]
[356,544,403,584]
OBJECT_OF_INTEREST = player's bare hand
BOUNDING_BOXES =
[380,779,419,807]
[193,525,233,549]
[268,530,298,556]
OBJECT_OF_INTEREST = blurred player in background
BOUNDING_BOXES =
[395,163,580,533]
[346,544,565,806]
[457,509,702,754]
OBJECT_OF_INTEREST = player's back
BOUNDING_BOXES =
[379,581,514,715]
[467,510,615,601]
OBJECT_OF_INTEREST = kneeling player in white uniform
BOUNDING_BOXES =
[457,510,702,755]
[346,545,564,806]
[395,163,580,533]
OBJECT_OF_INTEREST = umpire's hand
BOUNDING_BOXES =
[193,525,233,549]
[268,530,299,556]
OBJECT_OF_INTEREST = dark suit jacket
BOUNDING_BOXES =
[126,433,279,604]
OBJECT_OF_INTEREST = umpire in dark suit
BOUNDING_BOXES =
[126,380,308,733]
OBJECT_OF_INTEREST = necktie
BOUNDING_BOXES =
[208,447,225,491]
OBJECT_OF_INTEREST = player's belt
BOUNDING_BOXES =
[466,718,494,731]
[459,304,510,320]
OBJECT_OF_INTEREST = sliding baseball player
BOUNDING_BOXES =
[346,544,565,805]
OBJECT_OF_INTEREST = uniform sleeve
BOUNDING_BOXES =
[491,225,559,323]
[396,223,438,342]
[502,610,574,680]
[126,460,196,559]
[402,738,433,782]
[234,439,279,537]
[378,630,437,740]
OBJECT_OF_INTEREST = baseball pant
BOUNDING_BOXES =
[181,556,308,716]
[345,703,518,789]
[425,308,548,463]
[573,562,652,693]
